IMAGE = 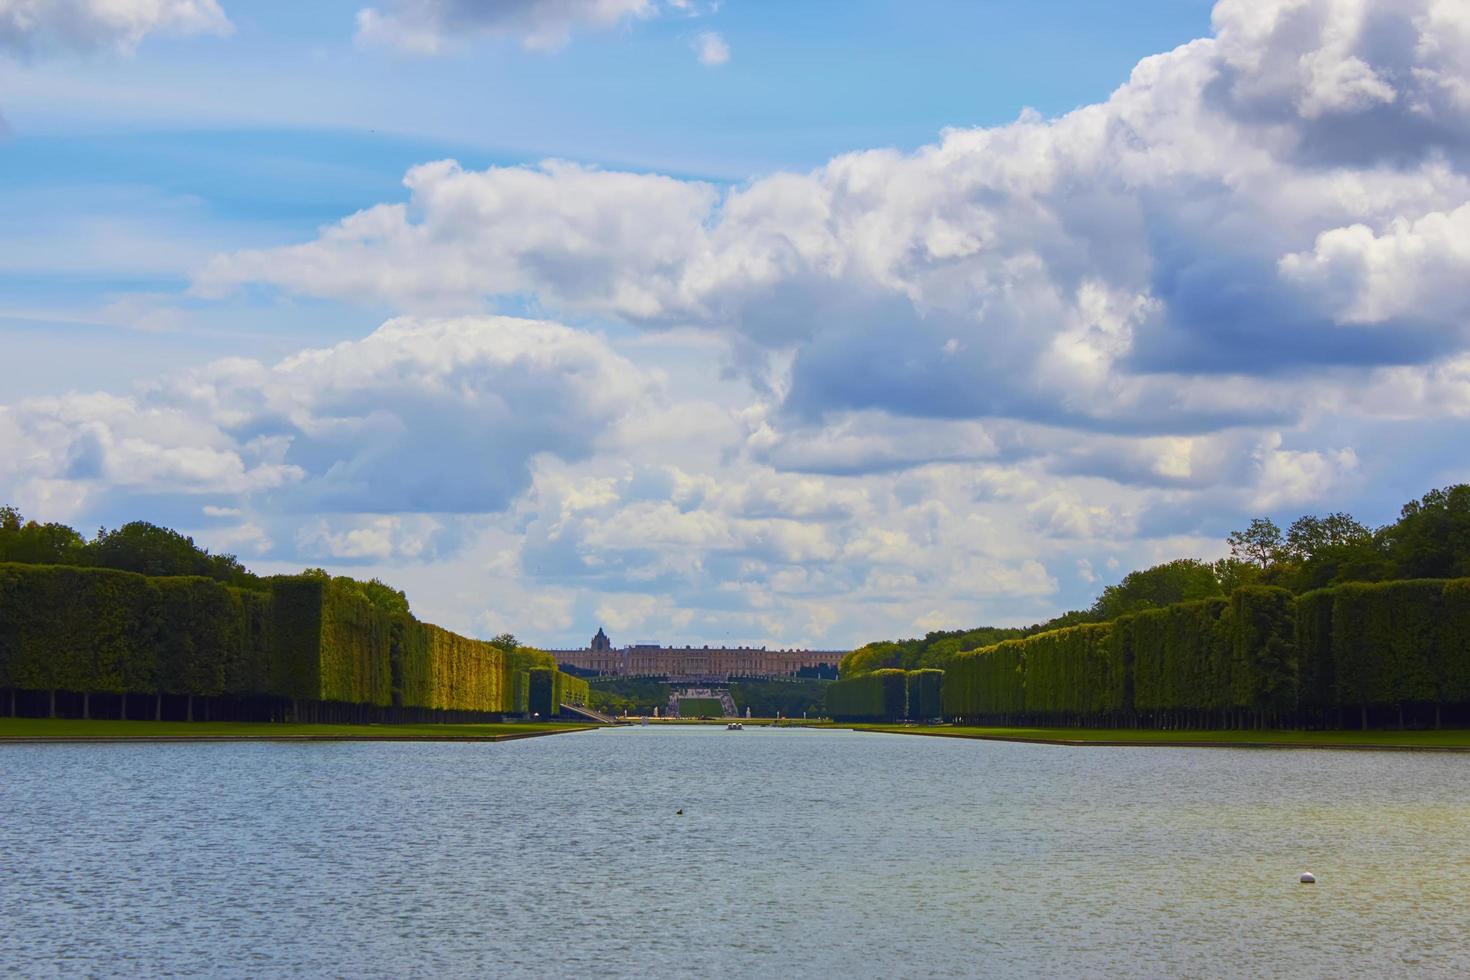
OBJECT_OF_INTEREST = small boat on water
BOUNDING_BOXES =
[726,722,744,730]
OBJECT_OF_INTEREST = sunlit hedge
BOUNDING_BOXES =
[559,671,589,707]
[0,562,570,720]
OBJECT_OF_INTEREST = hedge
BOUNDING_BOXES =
[560,672,589,708]
[906,669,944,719]
[826,668,908,721]
[0,562,571,721]
[942,580,1470,728]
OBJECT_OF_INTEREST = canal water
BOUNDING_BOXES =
[3,727,1469,977]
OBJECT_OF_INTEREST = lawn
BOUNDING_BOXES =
[0,718,599,742]
[676,698,725,718]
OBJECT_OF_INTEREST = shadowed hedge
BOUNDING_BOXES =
[827,668,920,721]
[944,580,1470,729]
[906,669,944,719]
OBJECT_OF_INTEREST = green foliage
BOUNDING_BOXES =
[905,669,944,719]
[1228,517,1285,568]
[826,669,907,721]
[840,626,1024,676]
[1022,622,1122,716]
[588,677,670,714]
[318,579,394,706]
[1440,582,1470,705]
[1330,580,1443,709]
[0,563,274,699]
[1228,586,1297,713]
[1294,588,1335,711]
[0,562,558,717]
[944,640,1025,718]
[1091,559,1222,620]
[331,576,410,618]
[559,672,589,707]
[88,521,258,589]
[398,621,509,712]
[1383,485,1470,580]
[0,514,86,566]
[529,668,557,717]
[728,678,829,717]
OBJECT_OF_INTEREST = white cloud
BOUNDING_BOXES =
[1280,201,1470,324]
[693,29,727,66]
[17,0,1470,646]
[203,0,1470,448]
[297,514,446,561]
[0,315,653,518]
[355,0,669,54]
[0,0,231,54]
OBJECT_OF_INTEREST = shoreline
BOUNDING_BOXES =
[847,724,1470,752]
[0,720,601,744]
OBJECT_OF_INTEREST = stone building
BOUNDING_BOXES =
[550,629,846,681]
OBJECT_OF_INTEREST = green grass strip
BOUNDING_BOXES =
[844,724,1470,750]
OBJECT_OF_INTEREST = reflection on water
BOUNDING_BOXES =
[3,727,1469,977]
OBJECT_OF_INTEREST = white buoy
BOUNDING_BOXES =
[1300,872,1316,884]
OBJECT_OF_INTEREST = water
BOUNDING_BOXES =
[3,727,1469,978]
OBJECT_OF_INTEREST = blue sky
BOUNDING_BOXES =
[2,0,1468,649]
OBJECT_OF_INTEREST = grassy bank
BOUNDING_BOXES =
[0,718,600,742]
[845,724,1470,750]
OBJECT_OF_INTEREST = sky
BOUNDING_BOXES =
[1,0,1468,650]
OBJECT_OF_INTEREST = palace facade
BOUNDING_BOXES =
[550,628,846,681]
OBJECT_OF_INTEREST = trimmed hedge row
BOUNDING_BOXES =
[527,661,586,716]
[560,671,589,708]
[906,669,944,719]
[826,668,925,721]
[0,562,583,720]
[944,580,1470,727]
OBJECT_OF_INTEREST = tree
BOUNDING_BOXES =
[1383,485,1470,580]
[86,521,254,586]
[1091,559,1223,620]
[1227,518,1284,568]
[1278,512,1388,592]
[489,633,519,653]
[0,508,87,565]
[1285,513,1372,560]
[1212,557,1261,593]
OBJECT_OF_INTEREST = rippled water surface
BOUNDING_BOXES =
[4,727,1470,977]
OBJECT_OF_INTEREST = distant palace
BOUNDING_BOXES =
[550,629,846,682]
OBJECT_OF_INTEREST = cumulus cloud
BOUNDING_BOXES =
[0,315,652,523]
[355,0,675,54]
[204,0,1470,450]
[0,0,231,55]
[1280,200,1470,324]
[31,0,1470,644]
